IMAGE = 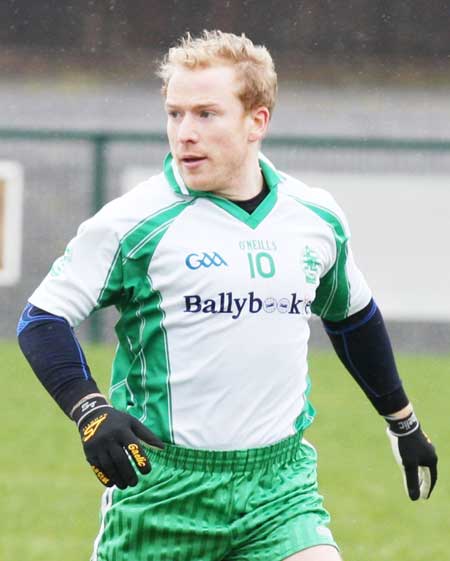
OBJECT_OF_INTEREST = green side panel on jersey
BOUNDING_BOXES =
[294,375,316,432]
[290,196,351,321]
[163,153,281,229]
[96,201,193,443]
[94,245,124,311]
[114,266,174,443]
[121,200,193,261]
[312,243,349,321]
[94,201,191,309]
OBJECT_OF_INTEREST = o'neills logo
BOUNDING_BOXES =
[184,291,311,319]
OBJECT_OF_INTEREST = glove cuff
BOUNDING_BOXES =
[70,393,111,427]
[384,409,419,437]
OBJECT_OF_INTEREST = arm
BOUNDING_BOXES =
[18,303,163,489]
[322,298,438,500]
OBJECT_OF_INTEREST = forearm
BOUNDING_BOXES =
[322,299,409,415]
[17,303,103,416]
[18,303,163,489]
[323,301,437,499]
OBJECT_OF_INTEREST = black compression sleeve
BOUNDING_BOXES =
[322,299,409,415]
[17,303,101,416]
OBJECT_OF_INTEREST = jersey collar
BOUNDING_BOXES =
[163,152,282,229]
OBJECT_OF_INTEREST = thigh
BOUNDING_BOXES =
[283,545,343,561]
[229,439,339,561]
[92,461,232,561]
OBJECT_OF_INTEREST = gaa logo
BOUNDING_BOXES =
[185,252,228,270]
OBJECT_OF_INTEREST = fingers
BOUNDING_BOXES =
[428,460,438,496]
[131,418,165,450]
[419,461,437,499]
[126,442,152,475]
[386,426,438,501]
[402,463,437,500]
[403,465,421,501]
[81,410,164,489]
[88,446,139,490]
[109,443,139,489]
[89,452,114,488]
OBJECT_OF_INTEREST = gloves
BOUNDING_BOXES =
[71,393,164,489]
[385,409,437,500]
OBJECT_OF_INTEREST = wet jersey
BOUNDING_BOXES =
[29,154,371,450]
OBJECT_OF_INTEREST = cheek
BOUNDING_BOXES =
[216,122,248,151]
[166,122,176,146]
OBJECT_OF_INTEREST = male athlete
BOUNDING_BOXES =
[18,31,437,561]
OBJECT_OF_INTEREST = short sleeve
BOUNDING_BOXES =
[312,242,371,321]
[303,190,371,321]
[29,214,123,327]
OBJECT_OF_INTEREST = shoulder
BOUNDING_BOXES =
[80,172,192,242]
[277,171,350,238]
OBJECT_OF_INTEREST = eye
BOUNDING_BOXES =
[200,110,213,118]
[168,110,180,119]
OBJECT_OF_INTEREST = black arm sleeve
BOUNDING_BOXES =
[322,299,409,415]
[17,303,102,417]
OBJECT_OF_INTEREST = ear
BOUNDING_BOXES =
[248,106,270,143]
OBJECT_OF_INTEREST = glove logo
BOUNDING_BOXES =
[80,400,98,414]
[92,465,110,486]
[128,443,148,468]
[82,413,108,442]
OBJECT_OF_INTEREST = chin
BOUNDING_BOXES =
[182,175,213,192]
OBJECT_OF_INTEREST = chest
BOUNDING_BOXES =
[137,199,334,319]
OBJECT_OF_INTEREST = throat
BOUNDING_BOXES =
[231,181,270,214]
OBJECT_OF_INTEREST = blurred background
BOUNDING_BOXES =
[1,0,449,347]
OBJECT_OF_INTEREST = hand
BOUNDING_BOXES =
[385,410,437,500]
[71,394,164,489]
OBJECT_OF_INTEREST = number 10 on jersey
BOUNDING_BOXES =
[247,252,276,279]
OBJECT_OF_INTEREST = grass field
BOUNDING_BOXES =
[2,339,448,561]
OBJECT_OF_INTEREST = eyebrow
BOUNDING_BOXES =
[165,102,221,111]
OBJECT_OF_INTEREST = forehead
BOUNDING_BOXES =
[165,64,242,108]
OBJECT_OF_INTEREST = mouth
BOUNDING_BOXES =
[179,155,207,169]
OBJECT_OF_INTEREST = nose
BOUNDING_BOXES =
[177,114,199,144]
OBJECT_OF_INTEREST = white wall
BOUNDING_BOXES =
[0,161,23,286]
[296,173,450,321]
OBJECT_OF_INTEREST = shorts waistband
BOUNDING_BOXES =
[145,432,304,473]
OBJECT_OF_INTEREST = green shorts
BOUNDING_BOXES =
[91,434,338,561]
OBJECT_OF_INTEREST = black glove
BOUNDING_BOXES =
[385,409,437,500]
[71,394,164,489]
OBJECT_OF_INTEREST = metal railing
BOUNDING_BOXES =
[2,127,450,341]
[2,127,450,214]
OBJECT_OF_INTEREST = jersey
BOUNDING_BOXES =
[29,153,371,450]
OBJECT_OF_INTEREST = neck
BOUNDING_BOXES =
[216,159,264,201]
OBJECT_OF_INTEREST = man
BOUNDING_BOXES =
[18,30,437,561]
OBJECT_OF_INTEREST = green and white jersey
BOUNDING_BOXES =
[30,154,371,450]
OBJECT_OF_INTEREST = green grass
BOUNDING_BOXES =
[2,340,448,561]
